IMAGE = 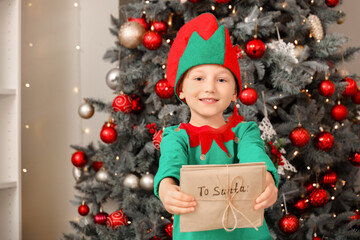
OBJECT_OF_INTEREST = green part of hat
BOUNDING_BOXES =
[174,25,237,102]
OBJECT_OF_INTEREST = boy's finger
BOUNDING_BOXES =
[256,186,271,204]
[172,190,195,202]
[169,206,196,215]
[167,197,197,208]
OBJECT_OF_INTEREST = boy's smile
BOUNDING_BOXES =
[179,64,237,128]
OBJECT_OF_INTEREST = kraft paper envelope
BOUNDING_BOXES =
[180,162,266,232]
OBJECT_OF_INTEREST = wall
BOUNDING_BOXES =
[21,1,117,239]
[20,1,359,239]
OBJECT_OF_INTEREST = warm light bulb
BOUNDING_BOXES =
[259,6,263,11]
[25,83,30,88]
[232,9,236,14]
[116,156,120,160]
[76,45,81,50]
[294,40,299,45]
[293,151,299,156]
[74,2,78,7]
[162,65,166,69]
[23,168,28,173]
[273,105,278,110]
[25,125,30,129]
[331,196,335,200]
[29,43,33,47]
[228,5,232,9]
[73,87,79,93]
[84,128,90,134]
[166,39,171,43]
[307,166,311,170]
[160,216,165,220]
[211,5,215,11]
[28,3,32,7]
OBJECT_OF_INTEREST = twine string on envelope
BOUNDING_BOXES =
[215,164,259,232]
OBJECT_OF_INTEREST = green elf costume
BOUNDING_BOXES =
[154,13,278,240]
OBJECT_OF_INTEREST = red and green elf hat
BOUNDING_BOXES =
[166,13,241,103]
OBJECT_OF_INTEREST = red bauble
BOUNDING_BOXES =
[314,131,334,152]
[164,222,173,239]
[150,237,163,240]
[94,211,109,225]
[155,78,174,99]
[150,21,168,35]
[349,151,360,167]
[325,0,339,8]
[352,90,360,104]
[106,210,128,229]
[318,79,335,97]
[304,181,315,194]
[245,38,266,59]
[71,151,88,168]
[128,16,149,30]
[320,169,337,187]
[240,87,258,105]
[278,214,299,234]
[100,123,117,144]
[78,203,90,216]
[331,104,348,122]
[294,198,309,211]
[313,237,322,240]
[143,31,162,50]
[215,0,231,3]
[309,188,328,207]
[131,94,143,113]
[112,94,133,113]
[153,130,163,150]
[289,126,310,148]
[350,210,360,220]
[342,77,358,97]
[92,161,103,172]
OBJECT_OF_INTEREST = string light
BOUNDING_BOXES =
[28,43,33,47]
[333,213,337,218]
[211,5,215,11]
[232,9,236,14]
[282,3,288,8]
[166,39,171,44]
[74,2,79,7]
[145,0,150,3]
[128,220,132,224]
[116,156,120,161]
[259,6,263,11]
[25,83,30,87]
[23,169,28,173]
[25,125,30,129]
[273,105,278,110]
[311,0,315,5]
[294,40,299,45]
[307,166,311,170]
[162,64,166,69]
[228,5,232,9]
[287,175,291,179]
[160,216,165,220]
[73,87,79,93]
[75,45,81,50]
[114,172,118,176]
[84,128,90,134]
[331,196,335,200]
[325,98,330,103]
[142,11,146,14]
[28,3,32,7]
[293,151,299,156]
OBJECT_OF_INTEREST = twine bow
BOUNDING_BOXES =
[216,165,259,232]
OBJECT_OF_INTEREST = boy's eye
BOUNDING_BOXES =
[194,77,203,81]
[218,78,226,82]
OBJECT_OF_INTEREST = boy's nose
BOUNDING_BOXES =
[204,79,216,93]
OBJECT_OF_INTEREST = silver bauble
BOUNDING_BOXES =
[78,102,94,119]
[123,173,140,189]
[118,21,145,49]
[105,68,120,90]
[95,168,110,182]
[72,167,83,181]
[140,173,154,191]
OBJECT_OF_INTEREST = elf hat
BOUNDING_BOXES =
[166,13,241,103]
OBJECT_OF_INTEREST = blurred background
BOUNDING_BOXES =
[16,0,360,239]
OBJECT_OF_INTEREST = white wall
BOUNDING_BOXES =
[20,1,359,239]
[21,1,117,239]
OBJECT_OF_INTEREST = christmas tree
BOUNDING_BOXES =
[63,0,360,239]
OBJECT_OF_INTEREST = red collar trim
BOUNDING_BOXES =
[179,107,243,155]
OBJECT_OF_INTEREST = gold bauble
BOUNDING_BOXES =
[118,21,145,49]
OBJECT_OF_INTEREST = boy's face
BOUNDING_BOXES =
[179,64,237,124]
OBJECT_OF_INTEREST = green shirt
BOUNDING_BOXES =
[154,121,278,240]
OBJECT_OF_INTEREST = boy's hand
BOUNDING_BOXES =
[254,171,278,210]
[159,178,197,215]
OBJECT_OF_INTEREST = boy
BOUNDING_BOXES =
[154,13,278,240]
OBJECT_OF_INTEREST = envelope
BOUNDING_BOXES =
[179,162,266,232]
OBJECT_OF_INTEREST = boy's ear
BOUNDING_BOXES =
[179,90,185,99]
[231,89,237,102]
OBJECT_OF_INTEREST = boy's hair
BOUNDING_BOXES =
[166,13,241,103]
